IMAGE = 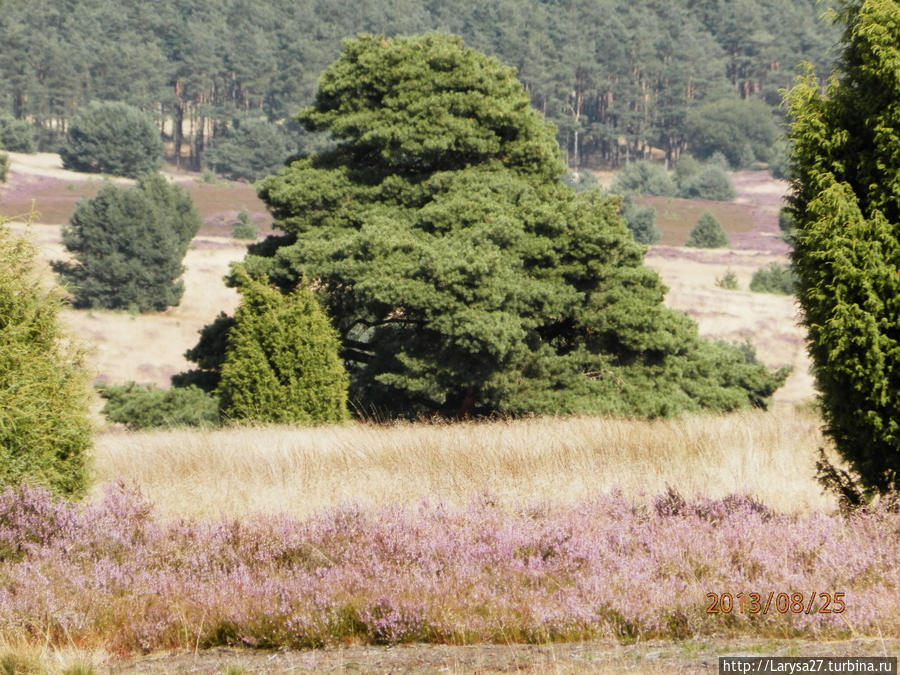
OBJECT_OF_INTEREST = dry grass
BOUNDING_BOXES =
[90,406,834,520]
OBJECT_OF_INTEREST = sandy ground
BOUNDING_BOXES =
[29,637,897,674]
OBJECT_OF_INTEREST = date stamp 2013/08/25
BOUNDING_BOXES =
[706,592,846,615]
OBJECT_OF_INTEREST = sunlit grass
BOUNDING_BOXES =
[90,406,833,520]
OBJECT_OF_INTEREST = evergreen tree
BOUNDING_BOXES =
[217,269,350,425]
[0,221,92,496]
[60,101,163,178]
[205,118,292,182]
[53,174,200,311]
[620,196,661,245]
[686,211,730,248]
[787,0,900,497]
[242,34,785,418]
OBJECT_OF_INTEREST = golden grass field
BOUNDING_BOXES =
[90,406,835,520]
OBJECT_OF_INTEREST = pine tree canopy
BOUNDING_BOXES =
[246,33,787,418]
[788,0,900,496]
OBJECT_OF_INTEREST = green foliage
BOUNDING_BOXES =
[97,381,219,429]
[787,0,900,496]
[0,153,7,183]
[749,263,796,295]
[611,160,676,197]
[217,270,350,425]
[206,118,292,182]
[620,196,661,244]
[676,164,736,201]
[232,208,256,240]
[685,98,779,168]
[53,173,200,311]
[673,154,702,183]
[0,114,35,152]
[716,270,739,290]
[0,223,92,496]
[778,207,795,232]
[60,102,162,178]
[685,211,729,248]
[244,34,785,419]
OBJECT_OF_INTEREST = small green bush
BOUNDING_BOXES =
[97,382,219,429]
[217,269,350,425]
[677,165,736,201]
[0,152,8,183]
[232,208,256,240]
[715,270,739,290]
[750,262,796,295]
[0,222,92,496]
[778,208,795,232]
[620,196,660,244]
[0,114,36,153]
[685,211,729,248]
[60,101,163,178]
[611,160,676,196]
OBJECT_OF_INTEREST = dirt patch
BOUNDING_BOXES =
[0,152,272,237]
[86,638,900,673]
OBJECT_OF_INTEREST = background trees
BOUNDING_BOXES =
[60,102,163,177]
[787,0,900,498]
[53,174,200,311]
[242,33,786,419]
[0,221,92,496]
[0,0,837,170]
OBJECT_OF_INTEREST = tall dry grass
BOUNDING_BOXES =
[90,405,834,520]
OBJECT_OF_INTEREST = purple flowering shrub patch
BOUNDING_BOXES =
[0,484,897,653]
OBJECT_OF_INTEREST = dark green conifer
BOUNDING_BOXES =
[787,0,900,497]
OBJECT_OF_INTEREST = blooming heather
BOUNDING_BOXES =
[0,484,897,653]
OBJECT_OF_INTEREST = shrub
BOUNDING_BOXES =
[60,101,163,178]
[0,152,8,183]
[686,211,729,248]
[97,382,219,429]
[750,263,796,295]
[53,173,200,311]
[0,222,92,496]
[217,269,350,425]
[778,208,795,232]
[673,154,701,184]
[232,208,256,240]
[716,270,739,290]
[205,118,291,182]
[677,164,737,201]
[0,113,36,152]
[684,98,779,168]
[611,160,676,196]
[620,196,660,244]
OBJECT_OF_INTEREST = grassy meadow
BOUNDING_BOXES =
[2,153,899,672]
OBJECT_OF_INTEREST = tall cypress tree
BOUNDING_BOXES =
[787,0,900,496]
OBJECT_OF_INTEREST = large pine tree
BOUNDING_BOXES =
[244,33,786,418]
[787,0,900,496]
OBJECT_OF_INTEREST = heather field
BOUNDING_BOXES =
[2,155,898,672]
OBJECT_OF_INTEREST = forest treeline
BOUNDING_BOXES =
[0,0,838,170]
